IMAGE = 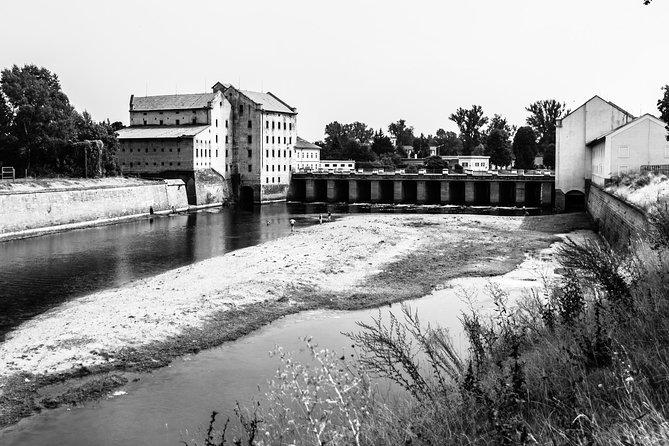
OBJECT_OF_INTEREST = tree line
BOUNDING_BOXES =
[315,99,572,170]
[0,64,122,177]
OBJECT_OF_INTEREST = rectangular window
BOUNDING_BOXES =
[143,120,147,125]
[618,145,629,158]
[225,149,228,157]
[289,123,293,130]
[272,121,275,129]
[247,149,252,158]
[215,135,218,143]
[216,150,218,157]
[175,119,180,125]
[283,137,286,144]
[283,122,286,130]
[272,165,275,171]
[278,150,281,158]
[248,164,252,172]
[619,165,629,175]
[266,136,269,143]
[266,149,269,157]
[266,121,269,128]
[247,135,252,144]
[272,150,275,157]
[159,120,163,125]
[225,136,228,143]
[283,150,286,157]
[272,137,275,143]
[289,137,292,144]
[239,104,243,115]
[192,118,196,124]
[225,120,228,128]
[248,120,252,129]
[215,119,218,127]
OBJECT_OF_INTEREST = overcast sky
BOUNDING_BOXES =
[1,0,667,142]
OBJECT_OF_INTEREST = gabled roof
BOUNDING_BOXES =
[116,125,210,139]
[559,95,634,123]
[240,90,296,114]
[130,93,217,111]
[295,136,321,150]
[586,113,665,146]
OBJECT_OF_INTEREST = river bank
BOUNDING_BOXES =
[0,212,593,428]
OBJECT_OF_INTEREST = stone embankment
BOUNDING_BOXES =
[0,177,189,239]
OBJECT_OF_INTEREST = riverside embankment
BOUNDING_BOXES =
[0,177,189,239]
[0,212,593,429]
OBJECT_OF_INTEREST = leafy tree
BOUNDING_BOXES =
[424,155,446,171]
[487,114,515,138]
[449,105,489,155]
[388,119,414,147]
[525,99,570,153]
[434,129,462,156]
[512,126,538,169]
[323,121,348,148]
[412,133,430,158]
[486,129,512,168]
[543,143,556,169]
[342,139,376,162]
[371,129,394,156]
[344,121,374,145]
[378,152,402,168]
[1,64,77,174]
[658,85,669,141]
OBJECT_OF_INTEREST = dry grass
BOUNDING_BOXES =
[605,171,669,210]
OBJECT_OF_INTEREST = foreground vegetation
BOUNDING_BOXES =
[192,205,669,445]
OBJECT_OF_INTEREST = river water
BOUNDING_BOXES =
[0,203,555,445]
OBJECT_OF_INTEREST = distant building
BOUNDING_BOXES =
[319,160,355,172]
[555,95,668,210]
[117,83,298,204]
[293,137,321,171]
[458,155,490,171]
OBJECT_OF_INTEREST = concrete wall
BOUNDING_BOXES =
[194,168,231,205]
[0,180,188,235]
[587,184,648,250]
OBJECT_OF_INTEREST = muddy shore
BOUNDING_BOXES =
[0,212,593,428]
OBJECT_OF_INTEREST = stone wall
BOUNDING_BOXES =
[587,184,648,249]
[0,179,188,235]
[194,168,231,205]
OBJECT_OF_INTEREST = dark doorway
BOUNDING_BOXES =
[499,182,515,206]
[288,179,305,201]
[314,180,328,202]
[239,186,255,205]
[450,182,465,205]
[565,190,586,212]
[474,182,490,205]
[425,181,441,204]
[402,181,417,203]
[525,183,542,207]
[186,178,197,205]
[358,181,371,202]
[331,180,348,202]
[380,181,394,203]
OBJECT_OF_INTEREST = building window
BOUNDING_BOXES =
[248,164,252,172]
[283,150,286,157]
[225,136,228,143]
[247,135,252,144]
[143,120,147,125]
[192,118,196,124]
[289,150,291,158]
[247,149,252,158]
[248,120,252,128]
[284,165,286,171]
[619,165,628,175]
[225,149,228,157]
[289,137,292,144]
[272,150,275,157]
[618,145,629,158]
[225,120,228,128]
[283,122,286,130]
[159,111,163,115]
[216,119,218,127]
[175,119,180,125]
[266,121,269,129]
[272,165,275,171]
[278,150,281,158]
[239,104,243,115]
[289,123,293,130]
[283,137,286,144]
[272,121,275,130]
[272,177,274,183]
[177,162,181,166]
[272,137,275,143]
[266,136,269,143]
[266,165,269,172]
[159,120,163,125]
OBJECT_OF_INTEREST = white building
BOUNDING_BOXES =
[457,155,490,171]
[556,95,667,210]
[293,136,321,171]
[319,160,355,172]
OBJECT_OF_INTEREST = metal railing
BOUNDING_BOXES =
[1,167,15,181]
[641,165,669,175]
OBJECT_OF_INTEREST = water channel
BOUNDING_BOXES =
[0,202,553,445]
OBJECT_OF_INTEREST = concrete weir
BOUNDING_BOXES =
[290,172,555,207]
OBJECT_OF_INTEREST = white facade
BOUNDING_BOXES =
[319,160,355,172]
[589,114,669,186]
[293,136,321,171]
[458,155,490,171]
[555,96,634,205]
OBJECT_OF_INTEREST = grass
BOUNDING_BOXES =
[0,213,593,431]
[187,208,669,445]
[605,171,669,210]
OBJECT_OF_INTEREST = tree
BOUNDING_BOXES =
[487,114,515,138]
[543,143,556,169]
[512,126,538,169]
[412,133,430,158]
[344,121,374,145]
[323,121,348,148]
[388,119,414,147]
[486,129,512,168]
[371,129,394,156]
[525,99,570,153]
[434,129,462,156]
[449,105,489,155]
[658,85,669,141]
[342,139,376,162]
[424,155,446,171]
[1,64,77,174]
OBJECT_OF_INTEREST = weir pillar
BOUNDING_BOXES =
[541,182,552,207]
[490,181,500,206]
[465,181,476,205]
[393,181,404,203]
[440,181,451,204]
[416,181,426,204]
[515,181,526,206]
[370,180,381,203]
[348,180,359,203]
[305,178,316,202]
[327,179,336,202]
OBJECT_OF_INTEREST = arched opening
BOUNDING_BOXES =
[565,190,586,212]
[380,181,394,203]
[239,186,255,205]
[474,182,490,205]
[402,181,417,203]
[499,182,516,206]
[425,181,441,204]
[525,183,542,207]
[450,182,465,205]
